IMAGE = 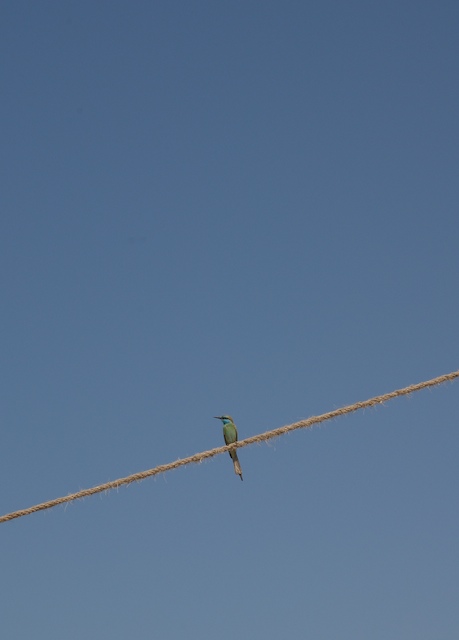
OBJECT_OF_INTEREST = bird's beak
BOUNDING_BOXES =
[214,416,222,420]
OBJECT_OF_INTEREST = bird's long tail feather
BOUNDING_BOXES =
[231,451,243,481]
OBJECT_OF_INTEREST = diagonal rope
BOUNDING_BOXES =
[1,370,458,524]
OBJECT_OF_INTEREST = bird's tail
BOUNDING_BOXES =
[231,451,243,481]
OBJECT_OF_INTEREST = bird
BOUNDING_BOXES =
[214,415,243,481]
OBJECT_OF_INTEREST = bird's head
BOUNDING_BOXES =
[214,415,234,425]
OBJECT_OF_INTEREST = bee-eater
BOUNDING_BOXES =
[214,415,243,481]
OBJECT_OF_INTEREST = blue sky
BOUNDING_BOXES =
[2,2,459,638]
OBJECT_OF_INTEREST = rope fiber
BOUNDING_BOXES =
[1,369,457,524]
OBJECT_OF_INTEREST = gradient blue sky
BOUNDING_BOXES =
[2,2,459,638]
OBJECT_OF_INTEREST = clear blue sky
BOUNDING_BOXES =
[2,2,459,638]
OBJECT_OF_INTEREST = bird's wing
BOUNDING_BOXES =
[223,424,238,445]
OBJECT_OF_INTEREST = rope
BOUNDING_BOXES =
[1,369,457,524]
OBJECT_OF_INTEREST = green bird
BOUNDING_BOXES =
[214,415,243,481]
